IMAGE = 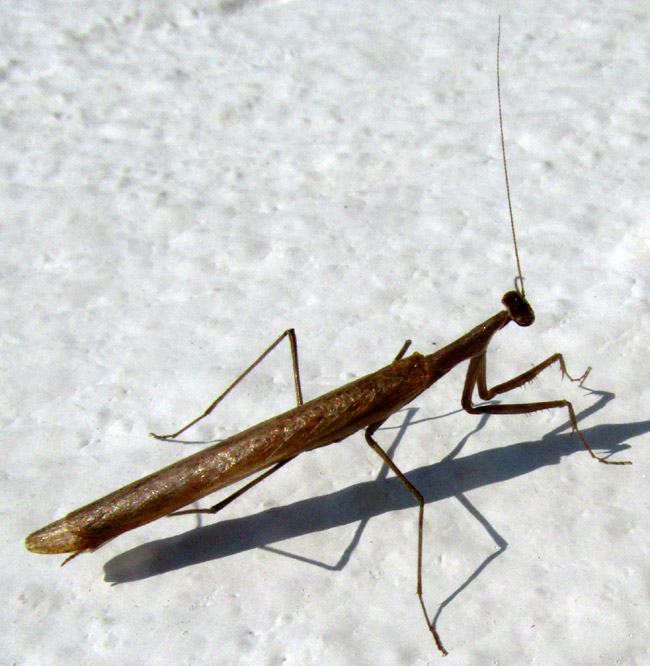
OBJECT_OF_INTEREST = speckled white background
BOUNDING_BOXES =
[3,1,649,664]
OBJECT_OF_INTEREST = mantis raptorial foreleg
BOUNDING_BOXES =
[461,352,629,465]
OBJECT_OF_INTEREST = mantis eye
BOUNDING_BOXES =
[502,291,535,327]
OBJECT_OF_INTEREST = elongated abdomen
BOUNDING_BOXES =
[26,352,436,558]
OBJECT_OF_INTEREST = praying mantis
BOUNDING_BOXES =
[25,17,630,656]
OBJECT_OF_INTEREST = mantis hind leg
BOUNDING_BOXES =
[160,329,305,516]
[462,352,631,465]
[151,328,303,440]
[165,337,414,518]
[170,457,296,516]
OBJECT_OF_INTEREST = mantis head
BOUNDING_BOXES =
[502,290,535,327]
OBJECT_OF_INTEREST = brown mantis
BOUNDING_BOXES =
[25,18,630,657]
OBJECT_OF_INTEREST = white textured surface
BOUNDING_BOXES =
[3,2,649,664]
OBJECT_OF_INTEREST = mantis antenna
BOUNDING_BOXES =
[497,15,526,297]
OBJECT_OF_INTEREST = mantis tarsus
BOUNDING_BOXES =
[25,17,630,656]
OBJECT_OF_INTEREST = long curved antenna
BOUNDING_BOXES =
[497,16,525,297]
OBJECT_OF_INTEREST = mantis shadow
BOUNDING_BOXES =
[104,387,641,636]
